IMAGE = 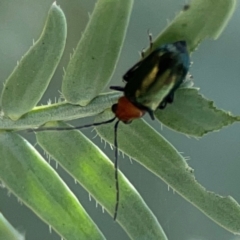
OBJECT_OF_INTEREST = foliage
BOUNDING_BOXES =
[0,1,238,239]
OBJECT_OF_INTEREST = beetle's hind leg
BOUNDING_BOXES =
[158,92,175,109]
[141,30,153,58]
[147,29,153,51]
[158,100,167,109]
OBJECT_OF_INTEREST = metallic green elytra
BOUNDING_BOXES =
[111,40,190,122]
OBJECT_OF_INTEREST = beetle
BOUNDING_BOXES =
[32,40,190,220]
[111,40,190,122]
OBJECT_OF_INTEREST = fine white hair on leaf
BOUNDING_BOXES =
[17,197,23,205]
[92,133,98,139]
[184,156,191,161]
[89,193,92,201]
[129,156,133,164]
[178,151,190,162]
[43,152,51,164]
[7,190,11,197]
[58,90,65,101]
[47,98,52,105]
[49,225,52,234]
[44,152,51,162]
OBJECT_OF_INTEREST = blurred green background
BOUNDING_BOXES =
[1,0,240,239]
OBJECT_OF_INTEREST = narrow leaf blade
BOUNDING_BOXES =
[145,0,236,54]
[62,0,133,105]
[1,3,67,120]
[36,122,168,240]
[0,92,120,130]
[96,119,240,235]
[0,213,25,240]
[155,88,238,137]
[0,132,105,240]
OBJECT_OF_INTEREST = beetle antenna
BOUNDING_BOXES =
[113,120,120,221]
[28,117,116,132]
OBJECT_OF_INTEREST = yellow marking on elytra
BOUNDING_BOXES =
[135,64,159,98]
[149,69,175,94]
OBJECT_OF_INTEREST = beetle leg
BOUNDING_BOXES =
[166,92,174,103]
[158,100,167,109]
[141,30,153,59]
[110,86,125,92]
[146,109,155,120]
[147,29,153,51]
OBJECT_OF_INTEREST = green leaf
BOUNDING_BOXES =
[144,0,236,54]
[0,213,25,240]
[0,92,120,130]
[36,122,168,240]
[96,119,240,235]
[62,0,133,105]
[0,132,105,240]
[0,0,239,239]
[155,88,238,137]
[1,2,67,120]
